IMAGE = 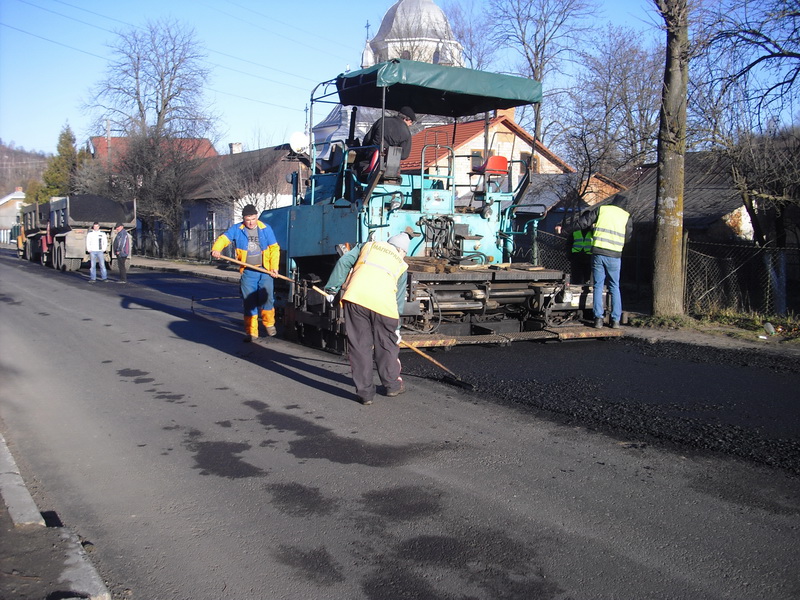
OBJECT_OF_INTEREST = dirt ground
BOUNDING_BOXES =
[622,317,800,360]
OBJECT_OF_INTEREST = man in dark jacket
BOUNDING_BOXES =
[112,223,131,283]
[574,196,633,329]
[356,106,415,179]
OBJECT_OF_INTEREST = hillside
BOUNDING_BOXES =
[0,140,49,194]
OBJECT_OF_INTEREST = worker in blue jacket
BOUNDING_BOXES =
[211,204,280,342]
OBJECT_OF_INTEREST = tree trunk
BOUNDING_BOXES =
[652,0,689,316]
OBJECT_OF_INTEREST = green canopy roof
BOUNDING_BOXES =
[336,59,542,118]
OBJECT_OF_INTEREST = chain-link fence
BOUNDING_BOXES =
[685,242,798,315]
[530,231,799,317]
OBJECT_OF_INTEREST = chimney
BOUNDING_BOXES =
[229,142,243,155]
[496,108,515,121]
[15,187,23,192]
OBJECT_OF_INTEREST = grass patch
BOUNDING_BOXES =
[630,309,800,343]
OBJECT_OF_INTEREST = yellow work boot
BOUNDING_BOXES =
[261,309,277,337]
[243,315,259,342]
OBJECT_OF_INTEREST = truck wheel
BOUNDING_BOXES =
[65,258,81,272]
[54,243,65,271]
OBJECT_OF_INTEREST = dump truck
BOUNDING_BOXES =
[18,194,135,272]
[258,59,622,352]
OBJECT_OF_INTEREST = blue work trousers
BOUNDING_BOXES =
[592,254,622,322]
[240,269,274,316]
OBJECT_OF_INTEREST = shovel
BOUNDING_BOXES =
[399,340,474,391]
[215,254,294,282]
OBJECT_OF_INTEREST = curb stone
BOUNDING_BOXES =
[0,433,111,600]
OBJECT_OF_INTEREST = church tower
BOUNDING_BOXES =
[361,0,464,68]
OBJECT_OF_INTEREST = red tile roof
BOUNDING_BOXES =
[89,136,218,168]
[400,116,573,174]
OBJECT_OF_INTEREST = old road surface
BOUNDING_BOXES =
[1,248,798,600]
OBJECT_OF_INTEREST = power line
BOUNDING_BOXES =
[0,22,107,60]
[207,88,304,112]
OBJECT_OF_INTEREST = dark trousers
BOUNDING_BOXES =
[343,301,402,401]
[116,256,128,282]
[569,252,592,285]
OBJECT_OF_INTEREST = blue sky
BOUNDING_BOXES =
[0,0,662,156]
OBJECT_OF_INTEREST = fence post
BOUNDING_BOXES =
[681,231,689,313]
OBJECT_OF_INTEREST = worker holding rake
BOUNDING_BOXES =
[211,204,280,342]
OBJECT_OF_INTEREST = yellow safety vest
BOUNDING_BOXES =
[572,230,593,253]
[343,241,408,318]
[592,205,629,254]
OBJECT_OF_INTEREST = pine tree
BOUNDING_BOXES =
[37,125,85,203]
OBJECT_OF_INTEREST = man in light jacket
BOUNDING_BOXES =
[86,222,108,282]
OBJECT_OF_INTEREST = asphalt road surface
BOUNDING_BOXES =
[1,250,798,600]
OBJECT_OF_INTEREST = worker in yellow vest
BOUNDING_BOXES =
[575,196,633,329]
[324,232,410,405]
[569,227,593,285]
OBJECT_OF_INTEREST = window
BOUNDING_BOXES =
[206,211,215,243]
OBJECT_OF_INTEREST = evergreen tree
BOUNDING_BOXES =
[36,125,86,203]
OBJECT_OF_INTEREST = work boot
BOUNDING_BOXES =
[358,395,373,406]
[244,315,259,342]
[610,320,621,329]
[261,309,277,337]
[594,317,604,329]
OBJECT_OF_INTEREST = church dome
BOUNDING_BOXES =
[362,0,463,67]
[375,0,455,42]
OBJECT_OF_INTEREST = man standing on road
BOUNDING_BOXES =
[324,232,410,405]
[112,223,131,283]
[211,204,280,342]
[86,221,108,283]
[574,196,632,329]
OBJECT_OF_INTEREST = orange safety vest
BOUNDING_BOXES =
[342,241,408,318]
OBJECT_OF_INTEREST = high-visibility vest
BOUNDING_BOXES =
[572,230,593,253]
[592,205,629,254]
[343,241,408,318]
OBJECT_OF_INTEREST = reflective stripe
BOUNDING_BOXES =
[572,230,592,253]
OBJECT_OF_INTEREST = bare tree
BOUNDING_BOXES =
[488,0,598,144]
[561,26,662,176]
[85,19,216,257]
[90,19,213,138]
[652,0,691,317]
[704,0,799,115]
[442,0,496,69]
[688,0,799,251]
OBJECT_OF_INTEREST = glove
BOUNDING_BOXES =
[326,294,335,304]
[395,328,402,345]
